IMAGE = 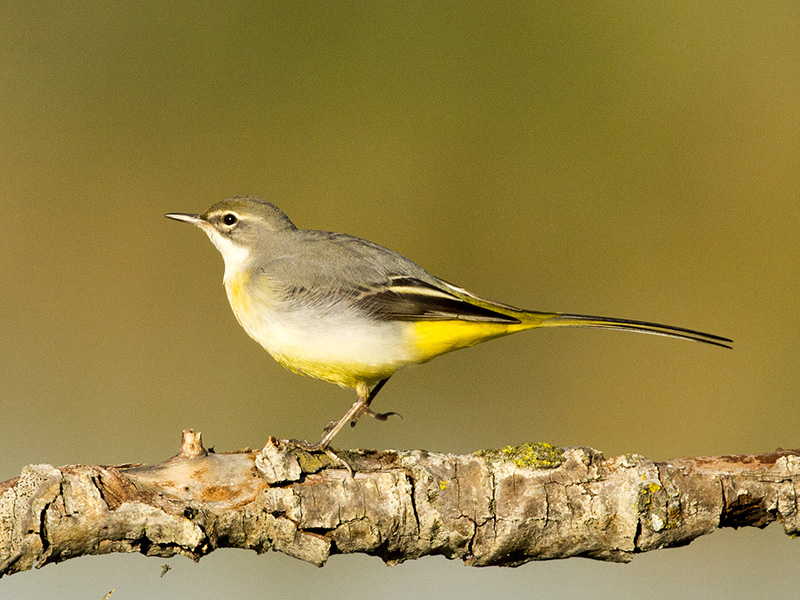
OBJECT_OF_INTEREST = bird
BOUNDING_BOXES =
[166,196,731,450]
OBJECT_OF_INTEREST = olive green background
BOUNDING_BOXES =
[2,2,798,598]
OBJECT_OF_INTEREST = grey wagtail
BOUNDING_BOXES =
[166,196,731,450]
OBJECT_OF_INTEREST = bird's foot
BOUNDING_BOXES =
[348,405,403,428]
[279,437,323,451]
[278,438,354,477]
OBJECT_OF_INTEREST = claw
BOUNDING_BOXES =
[322,448,354,476]
[321,419,339,435]
[350,406,403,427]
[277,438,354,476]
[368,409,403,422]
[279,437,321,451]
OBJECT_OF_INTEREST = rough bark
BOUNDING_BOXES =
[1,431,798,577]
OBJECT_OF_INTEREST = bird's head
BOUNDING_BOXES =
[166,195,296,278]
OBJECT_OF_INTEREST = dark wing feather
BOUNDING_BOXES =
[356,277,521,324]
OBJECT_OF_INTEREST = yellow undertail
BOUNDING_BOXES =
[409,308,731,363]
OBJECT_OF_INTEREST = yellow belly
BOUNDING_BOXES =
[267,349,399,388]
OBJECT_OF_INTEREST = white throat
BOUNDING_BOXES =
[203,228,251,282]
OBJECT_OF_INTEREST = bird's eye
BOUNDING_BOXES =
[222,213,238,226]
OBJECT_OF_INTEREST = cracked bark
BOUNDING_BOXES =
[1,430,798,577]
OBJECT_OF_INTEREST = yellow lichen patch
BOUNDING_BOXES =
[474,442,565,469]
[636,480,681,530]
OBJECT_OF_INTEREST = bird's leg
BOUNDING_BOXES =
[277,379,400,475]
[322,381,384,434]
[279,395,370,475]
[348,378,402,428]
[366,378,389,404]
[284,378,397,455]
[307,385,373,451]
[346,382,378,427]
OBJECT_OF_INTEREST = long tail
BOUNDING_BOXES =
[528,311,732,349]
[431,280,732,349]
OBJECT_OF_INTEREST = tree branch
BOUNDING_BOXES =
[1,430,798,577]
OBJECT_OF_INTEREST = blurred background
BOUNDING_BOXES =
[2,2,798,598]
